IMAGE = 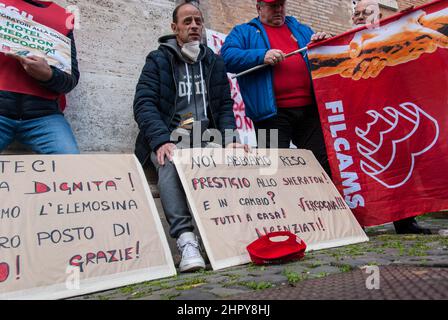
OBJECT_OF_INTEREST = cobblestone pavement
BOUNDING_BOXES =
[230,266,448,300]
[72,213,448,300]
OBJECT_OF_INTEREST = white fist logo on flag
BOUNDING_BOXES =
[356,102,439,189]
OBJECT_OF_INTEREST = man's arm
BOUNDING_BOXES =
[6,31,80,93]
[133,52,172,153]
[221,25,268,74]
[38,31,80,94]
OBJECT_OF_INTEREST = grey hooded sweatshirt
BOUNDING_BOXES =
[159,35,209,138]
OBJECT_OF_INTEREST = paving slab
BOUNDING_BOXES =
[228,266,448,300]
[72,214,448,300]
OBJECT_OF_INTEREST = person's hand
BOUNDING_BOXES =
[347,11,448,80]
[310,32,330,43]
[350,57,388,80]
[310,10,448,81]
[349,15,447,60]
[6,54,53,81]
[308,47,355,79]
[156,143,176,166]
[419,9,448,36]
[264,49,285,65]
[226,142,251,153]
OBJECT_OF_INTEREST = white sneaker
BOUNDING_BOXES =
[177,232,206,273]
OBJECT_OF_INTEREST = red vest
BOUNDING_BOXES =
[0,0,73,100]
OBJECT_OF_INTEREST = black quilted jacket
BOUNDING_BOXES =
[133,37,237,166]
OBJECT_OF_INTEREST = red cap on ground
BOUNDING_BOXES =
[247,231,307,265]
[258,0,281,3]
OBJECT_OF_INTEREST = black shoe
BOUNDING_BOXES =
[394,217,431,235]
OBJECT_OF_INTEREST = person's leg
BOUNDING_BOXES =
[150,152,194,238]
[17,114,79,154]
[150,152,205,272]
[291,105,331,176]
[0,116,17,152]
[254,109,293,149]
[394,216,431,234]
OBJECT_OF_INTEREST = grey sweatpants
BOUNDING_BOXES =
[150,152,193,239]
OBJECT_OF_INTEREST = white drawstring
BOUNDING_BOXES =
[184,61,207,117]
[199,61,207,117]
[185,63,191,104]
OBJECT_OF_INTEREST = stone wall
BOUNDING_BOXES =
[200,0,354,35]
[61,0,431,153]
[398,0,430,10]
[380,0,431,18]
[58,0,175,153]
[199,0,432,35]
[4,0,433,153]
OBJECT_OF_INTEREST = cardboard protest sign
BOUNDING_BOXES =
[0,155,176,300]
[308,0,448,226]
[174,148,368,270]
[0,5,71,73]
[206,29,257,146]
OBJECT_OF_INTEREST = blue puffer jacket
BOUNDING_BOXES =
[221,17,314,122]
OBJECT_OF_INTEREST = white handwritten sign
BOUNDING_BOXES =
[0,154,175,300]
[174,148,368,270]
[0,6,72,73]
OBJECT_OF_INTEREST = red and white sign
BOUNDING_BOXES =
[174,148,368,270]
[309,0,448,226]
[0,155,176,300]
[206,29,257,146]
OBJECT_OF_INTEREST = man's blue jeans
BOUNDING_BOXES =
[0,114,80,154]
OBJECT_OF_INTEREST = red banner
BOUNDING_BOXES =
[309,0,448,226]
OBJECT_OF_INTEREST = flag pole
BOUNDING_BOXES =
[231,46,308,79]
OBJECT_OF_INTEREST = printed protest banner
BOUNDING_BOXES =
[0,5,71,73]
[308,0,448,226]
[174,148,368,270]
[206,29,257,146]
[0,155,176,300]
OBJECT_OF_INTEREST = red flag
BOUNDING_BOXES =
[309,0,448,226]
